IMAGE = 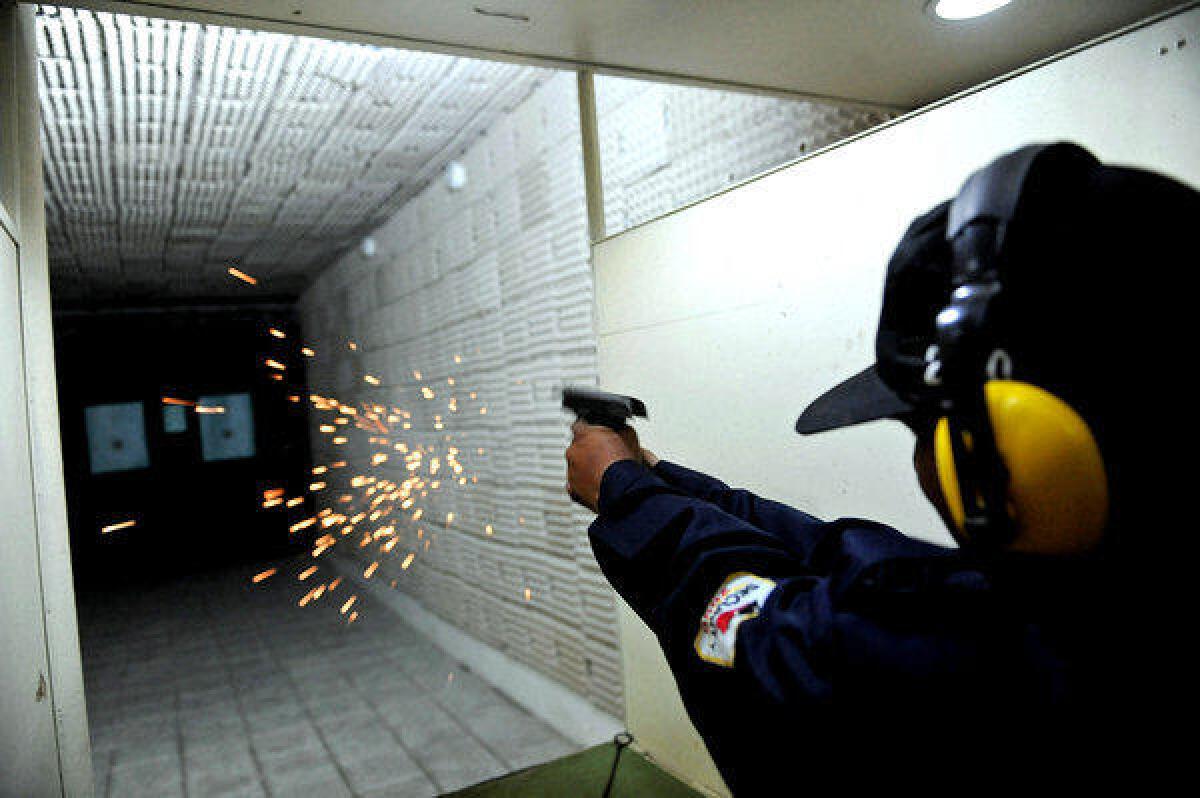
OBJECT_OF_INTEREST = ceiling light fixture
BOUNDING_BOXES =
[928,0,1012,21]
[445,161,468,191]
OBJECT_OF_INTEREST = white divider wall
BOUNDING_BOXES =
[594,9,1199,796]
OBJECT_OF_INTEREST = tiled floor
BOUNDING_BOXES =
[79,556,579,797]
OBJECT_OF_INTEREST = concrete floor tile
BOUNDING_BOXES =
[415,735,508,793]
[359,785,438,798]
[326,720,405,765]
[92,753,111,798]
[359,784,438,798]
[262,763,352,797]
[304,690,372,721]
[180,712,245,746]
[108,757,184,798]
[184,737,257,771]
[113,712,177,744]
[250,721,325,761]
[185,756,265,798]
[110,736,179,770]
[314,705,377,737]
[339,750,432,794]
[436,673,506,718]
[242,699,308,732]
[381,698,461,752]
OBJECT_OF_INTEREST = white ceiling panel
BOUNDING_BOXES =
[67,0,1185,107]
[38,6,548,302]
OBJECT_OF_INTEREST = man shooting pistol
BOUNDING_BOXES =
[562,143,1199,793]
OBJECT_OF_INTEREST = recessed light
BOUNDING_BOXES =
[928,0,1013,21]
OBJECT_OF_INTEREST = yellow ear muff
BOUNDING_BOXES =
[934,380,1108,555]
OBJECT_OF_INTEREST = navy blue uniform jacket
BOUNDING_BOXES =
[588,459,1089,794]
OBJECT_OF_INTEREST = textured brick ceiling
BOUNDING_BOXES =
[36,6,548,304]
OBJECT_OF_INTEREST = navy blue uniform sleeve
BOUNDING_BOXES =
[589,460,1057,794]
[651,460,832,563]
[590,459,832,631]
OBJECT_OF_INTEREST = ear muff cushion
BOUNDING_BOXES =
[934,381,1108,555]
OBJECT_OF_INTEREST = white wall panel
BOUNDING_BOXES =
[594,8,1199,796]
[2,5,90,795]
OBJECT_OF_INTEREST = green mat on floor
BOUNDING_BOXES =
[442,742,707,798]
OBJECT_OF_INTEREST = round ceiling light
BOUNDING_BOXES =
[929,0,1013,21]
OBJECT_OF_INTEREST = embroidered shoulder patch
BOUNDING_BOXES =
[694,572,776,668]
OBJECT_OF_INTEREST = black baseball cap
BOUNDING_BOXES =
[795,142,1200,435]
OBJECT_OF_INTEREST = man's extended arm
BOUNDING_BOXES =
[587,460,1038,793]
[649,459,832,563]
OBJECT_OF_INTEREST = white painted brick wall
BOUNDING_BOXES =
[299,72,621,716]
[300,71,891,720]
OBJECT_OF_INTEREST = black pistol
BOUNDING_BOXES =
[562,386,647,431]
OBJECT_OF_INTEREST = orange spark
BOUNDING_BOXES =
[265,359,286,371]
[101,519,136,534]
[269,327,286,339]
[340,595,358,614]
[301,347,315,357]
[195,405,226,414]
[364,375,380,386]
[524,588,532,602]
[161,397,194,406]
[309,482,326,492]
[290,518,316,534]
[286,497,304,508]
[401,553,415,570]
[227,266,257,285]
[298,566,318,580]
[251,568,276,583]
[364,561,379,579]
[347,341,357,351]
[262,498,283,509]
[312,465,328,475]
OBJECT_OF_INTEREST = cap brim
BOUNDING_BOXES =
[795,365,914,434]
